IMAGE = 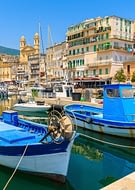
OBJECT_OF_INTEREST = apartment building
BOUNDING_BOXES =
[122,21,135,80]
[28,53,46,85]
[66,16,134,82]
[0,54,19,82]
[46,41,68,81]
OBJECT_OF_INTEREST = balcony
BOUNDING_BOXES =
[95,26,111,33]
[87,60,111,67]
[96,45,132,53]
[111,35,133,42]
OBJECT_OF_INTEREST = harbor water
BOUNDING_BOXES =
[0,96,135,190]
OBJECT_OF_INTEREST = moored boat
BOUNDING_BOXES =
[13,97,51,112]
[0,110,77,182]
[64,83,135,138]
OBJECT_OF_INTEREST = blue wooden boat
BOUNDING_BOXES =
[0,110,76,182]
[64,83,135,139]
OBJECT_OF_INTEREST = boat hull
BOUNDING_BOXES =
[64,103,135,139]
[0,139,74,182]
[71,116,135,138]
[0,110,77,183]
[13,104,51,112]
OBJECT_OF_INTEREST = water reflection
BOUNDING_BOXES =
[0,95,18,115]
[72,141,103,161]
[68,129,135,189]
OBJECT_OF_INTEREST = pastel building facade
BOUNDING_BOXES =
[0,55,19,82]
[66,16,134,81]
[46,41,68,81]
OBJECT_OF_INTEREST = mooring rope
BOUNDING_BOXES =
[80,133,135,149]
[3,144,29,190]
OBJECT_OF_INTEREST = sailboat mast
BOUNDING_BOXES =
[39,23,47,84]
[47,26,53,83]
[38,22,41,84]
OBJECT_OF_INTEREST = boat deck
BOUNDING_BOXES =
[0,120,45,145]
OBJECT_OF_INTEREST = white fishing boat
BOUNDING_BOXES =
[13,97,51,112]
[0,110,77,182]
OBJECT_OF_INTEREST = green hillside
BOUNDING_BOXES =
[0,46,19,55]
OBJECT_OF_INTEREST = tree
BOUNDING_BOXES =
[131,71,135,83]
[114,68,126,83]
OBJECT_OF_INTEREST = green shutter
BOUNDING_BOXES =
[94,45,96,52]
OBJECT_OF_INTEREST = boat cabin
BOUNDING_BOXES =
[30,81,74,98]
[53,82,74,98]
[103,84,135,122]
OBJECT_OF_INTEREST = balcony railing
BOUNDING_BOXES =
[95,26,111,33]
[87,60,111,67]
[110,35,133,41]
[96,45,133,52]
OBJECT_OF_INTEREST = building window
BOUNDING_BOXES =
[99,57,102,61]
[76,60,79,66]
[82,48,84,53]
[106,17,109,25]
[106,33,109,39]
[73,60,75,68]
[86,47,89,52]
[101,34,104,40]
[68,61,72,68]
[93,69,96,75]
[85,70,88,76]
[80,59,84,65]
[77,49,79,54]
[114,42,119,48]
[73,49,75,55]
[99,69,102,75]
[105,68,109,74]
[127,65,130,74]
[93,45,96,52]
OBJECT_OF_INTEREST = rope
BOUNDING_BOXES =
[80,133,135,149]
[3,144,29,190]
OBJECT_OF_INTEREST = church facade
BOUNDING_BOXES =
[17,33,40,81]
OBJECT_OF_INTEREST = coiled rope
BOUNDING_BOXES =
[3,144,29,190]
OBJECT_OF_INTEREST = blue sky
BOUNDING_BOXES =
[0,0,135,50]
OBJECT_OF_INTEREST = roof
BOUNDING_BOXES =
[104,83,132,89]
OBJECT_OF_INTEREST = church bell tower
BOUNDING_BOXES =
[34,33,40,54]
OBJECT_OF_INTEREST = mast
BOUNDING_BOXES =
[39,23,47,84]
[38,22,41,84]
[47,26,53,83]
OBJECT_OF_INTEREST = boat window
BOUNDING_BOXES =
[122,89,135,98]
[54,86,63,92]
[106,88,120,97]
